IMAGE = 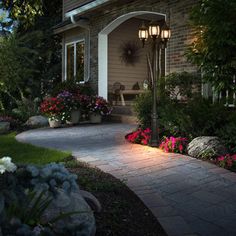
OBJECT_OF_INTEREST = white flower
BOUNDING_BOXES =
[0,157,17,174]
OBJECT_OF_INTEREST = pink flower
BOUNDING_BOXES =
[217,156,225,161]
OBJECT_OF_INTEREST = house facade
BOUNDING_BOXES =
[54,0,198,101]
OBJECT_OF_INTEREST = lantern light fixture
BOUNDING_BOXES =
[148,21,160,39]
[138,21,148,47]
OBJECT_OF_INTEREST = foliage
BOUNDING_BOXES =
[26,163,78,195]
[0,160,88,235]
[1,0,43,29]
[0,133,70,165]
[0,32,43,111]
[125,128,151,145]
[159,137,188,154]
[89,96,112,116]
[187,0,236,91]
[12,97,41,122]
[133,91,152,128]
[0,0,62,117]
[216,118,236,154]
[164,72,201,100]
[215,154,236,171]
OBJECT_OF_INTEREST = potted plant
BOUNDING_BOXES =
[40,97,65,128]
[57,90,81,125]
[88,96,112,124]
[78,94,92,121]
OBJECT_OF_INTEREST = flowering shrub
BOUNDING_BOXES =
[215,154,236,171]
[0,157,17,174]
[125,128,151,145]
[40,97,65,120]
[89,96,112,115]
[160,136,188,154]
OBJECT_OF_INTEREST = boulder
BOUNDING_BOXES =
[187,136,228,159]
[42,189,97,236]
[0,122,10,134]
[25,115,48,127]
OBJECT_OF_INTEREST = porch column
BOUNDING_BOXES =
[98,33,108,99]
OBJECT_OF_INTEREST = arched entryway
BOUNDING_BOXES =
[98,11,166,100]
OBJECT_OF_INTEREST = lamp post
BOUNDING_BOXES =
[138,20,171,147]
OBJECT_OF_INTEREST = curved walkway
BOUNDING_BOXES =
[16,123,236,236]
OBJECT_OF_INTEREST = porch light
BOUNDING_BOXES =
[138,22,148,47]
[148,21,160,39]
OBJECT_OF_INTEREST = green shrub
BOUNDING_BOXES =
[216,113,236,154]
[183,97,228,137]
[164,72,201,100]
[133,91,234,141]
[133,91,152,128]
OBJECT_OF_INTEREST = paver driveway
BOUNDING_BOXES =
[16,123,236,236]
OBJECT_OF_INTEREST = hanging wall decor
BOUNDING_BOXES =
[119,40,140,66]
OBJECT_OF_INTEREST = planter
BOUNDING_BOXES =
[48,118,62,128]
[66,110,81,125]
[89,113,102,124]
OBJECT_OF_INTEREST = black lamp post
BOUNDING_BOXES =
[138,20,171,147]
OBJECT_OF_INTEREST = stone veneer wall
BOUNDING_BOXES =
[63,0,198,93]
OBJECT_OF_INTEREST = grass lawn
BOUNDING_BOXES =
[0,133,71,165]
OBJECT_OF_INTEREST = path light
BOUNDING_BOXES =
[138,20,171,147]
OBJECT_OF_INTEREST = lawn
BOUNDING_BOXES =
[0,133,70,165]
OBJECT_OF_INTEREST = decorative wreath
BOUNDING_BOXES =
[120,41,140,66]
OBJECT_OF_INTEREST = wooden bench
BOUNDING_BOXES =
[119,89,146,106]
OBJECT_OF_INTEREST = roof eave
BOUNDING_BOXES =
[65,0,111,18]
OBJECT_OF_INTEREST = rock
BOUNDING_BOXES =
[0,122,10,134]
[187,136,228,159]
[80,190,102,212]
[42,189,97,236]
[25,115,48,127]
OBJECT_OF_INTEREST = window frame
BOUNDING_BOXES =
[65,39,85,81]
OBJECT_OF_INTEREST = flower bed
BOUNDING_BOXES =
[215,154,236,171]
[160,136,188,154]
[125,128,151,145]
[125,129,236,173]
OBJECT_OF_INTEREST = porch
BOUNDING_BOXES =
[98,12,166,101]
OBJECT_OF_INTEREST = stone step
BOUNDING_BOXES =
[112,105,136,116]
[109,114,138,124]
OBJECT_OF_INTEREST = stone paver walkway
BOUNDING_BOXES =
[16,123,236,236]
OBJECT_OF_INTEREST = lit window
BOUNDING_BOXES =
[66,40,85,81]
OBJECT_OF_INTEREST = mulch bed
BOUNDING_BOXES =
[66,160,167,236]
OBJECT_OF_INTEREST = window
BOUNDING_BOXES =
[65,40,85,81]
